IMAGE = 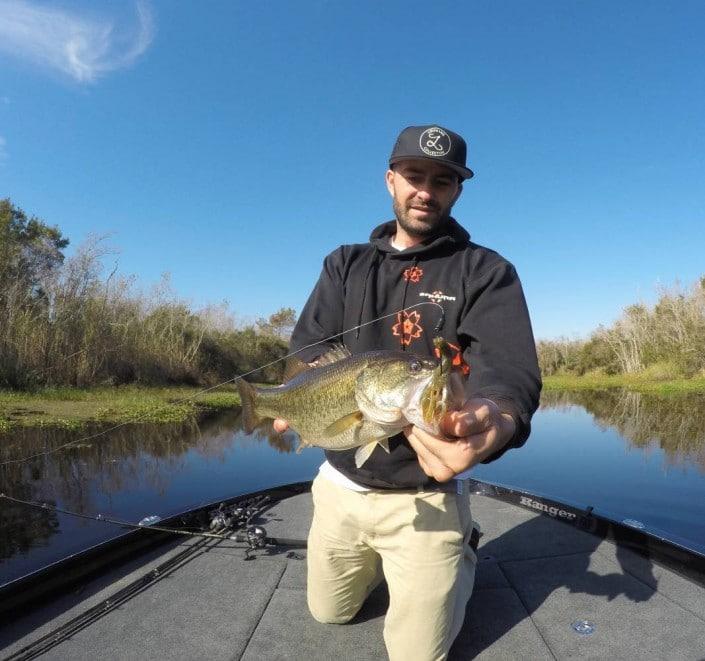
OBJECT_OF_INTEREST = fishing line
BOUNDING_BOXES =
[0,301,445,467]
[0,491,290,546]
[0,492,241,540]
[0,490,309,563]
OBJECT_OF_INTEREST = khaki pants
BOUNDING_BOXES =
[307,474,477,661]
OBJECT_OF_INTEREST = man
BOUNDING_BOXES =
[275,125,541,660]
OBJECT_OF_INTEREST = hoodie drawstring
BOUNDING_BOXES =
[355,247,381,339]
[354,249,420,350]
[398,255,418,351]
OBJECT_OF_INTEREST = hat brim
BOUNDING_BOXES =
[389,155,474,180]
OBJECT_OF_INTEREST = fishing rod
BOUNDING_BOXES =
[1,486,309,661]
[0,301,445,467]
[0,492,254,541]
[0,490,308,549]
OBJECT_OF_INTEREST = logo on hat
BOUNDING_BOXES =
[419,127,451,157]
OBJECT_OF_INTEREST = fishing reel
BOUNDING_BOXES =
[227,525,269,560]
[208,495,271,533]
[209,511,232,532]
[227,524,268,547]
[245,525,268,548]
[206,495,283,559]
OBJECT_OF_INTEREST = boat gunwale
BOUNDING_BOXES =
[2,477,705,620]
[467,477,705,588]
[0,481,310,618]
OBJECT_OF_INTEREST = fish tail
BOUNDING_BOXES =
[236,379,264,434]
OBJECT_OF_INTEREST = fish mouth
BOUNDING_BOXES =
[418,338,454,426]
[419,378,447,427]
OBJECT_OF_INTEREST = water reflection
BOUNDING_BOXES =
[541,390,705,471]
[0,412,296,503]
[0,411,301,574]
[3,390,705,583]
[0,482,59,562]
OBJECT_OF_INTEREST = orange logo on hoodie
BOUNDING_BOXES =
[403,266,424,283]
[392,310,423,346]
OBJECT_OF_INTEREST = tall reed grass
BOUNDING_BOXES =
[538,277,705,378]
[0,200,287,389]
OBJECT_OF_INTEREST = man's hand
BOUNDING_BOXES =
[405,398,516,482]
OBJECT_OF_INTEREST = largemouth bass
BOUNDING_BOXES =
[237,337,465,468]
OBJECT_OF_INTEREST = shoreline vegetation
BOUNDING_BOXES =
[3,360,703,429]
[0,386,242,433]
[3,199,705,432]
[543,374,705,395]
[1,198,293,391]
[3,374,705,433]
[537,277,705,381]
[1,199,293,434]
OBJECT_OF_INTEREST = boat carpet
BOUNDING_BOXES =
[2,491,705,660]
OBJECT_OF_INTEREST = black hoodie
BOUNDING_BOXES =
[290,217,542,490]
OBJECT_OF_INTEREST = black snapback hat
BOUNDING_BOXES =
[389,125,474,180]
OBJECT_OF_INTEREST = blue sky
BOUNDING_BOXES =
[1,0,703,340]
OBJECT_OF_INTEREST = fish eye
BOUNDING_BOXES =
[409,360,422,372]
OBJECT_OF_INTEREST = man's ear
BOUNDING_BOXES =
[385,169,395,197]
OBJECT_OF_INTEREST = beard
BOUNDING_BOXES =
[393,198,452,239]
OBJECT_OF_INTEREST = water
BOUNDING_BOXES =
[2,390,705,586]
[0,411,324,585]
[474,390,705,552]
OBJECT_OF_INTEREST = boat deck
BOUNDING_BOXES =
[3,489,705,660]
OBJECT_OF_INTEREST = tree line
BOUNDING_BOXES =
[0,199,294,389]
[537,277,705,378]
[5,199,704,388]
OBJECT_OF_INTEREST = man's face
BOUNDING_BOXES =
[385,159,462,239]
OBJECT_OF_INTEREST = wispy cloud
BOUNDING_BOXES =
[0,136,7,162]
[0,1,154,83]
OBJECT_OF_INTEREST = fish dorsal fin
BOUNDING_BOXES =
[283,344,350,382]
[322,410,364,438]
[315,344,351,367]
[282,356,313,382]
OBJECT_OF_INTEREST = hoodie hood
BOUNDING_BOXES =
[369,217,471,257]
